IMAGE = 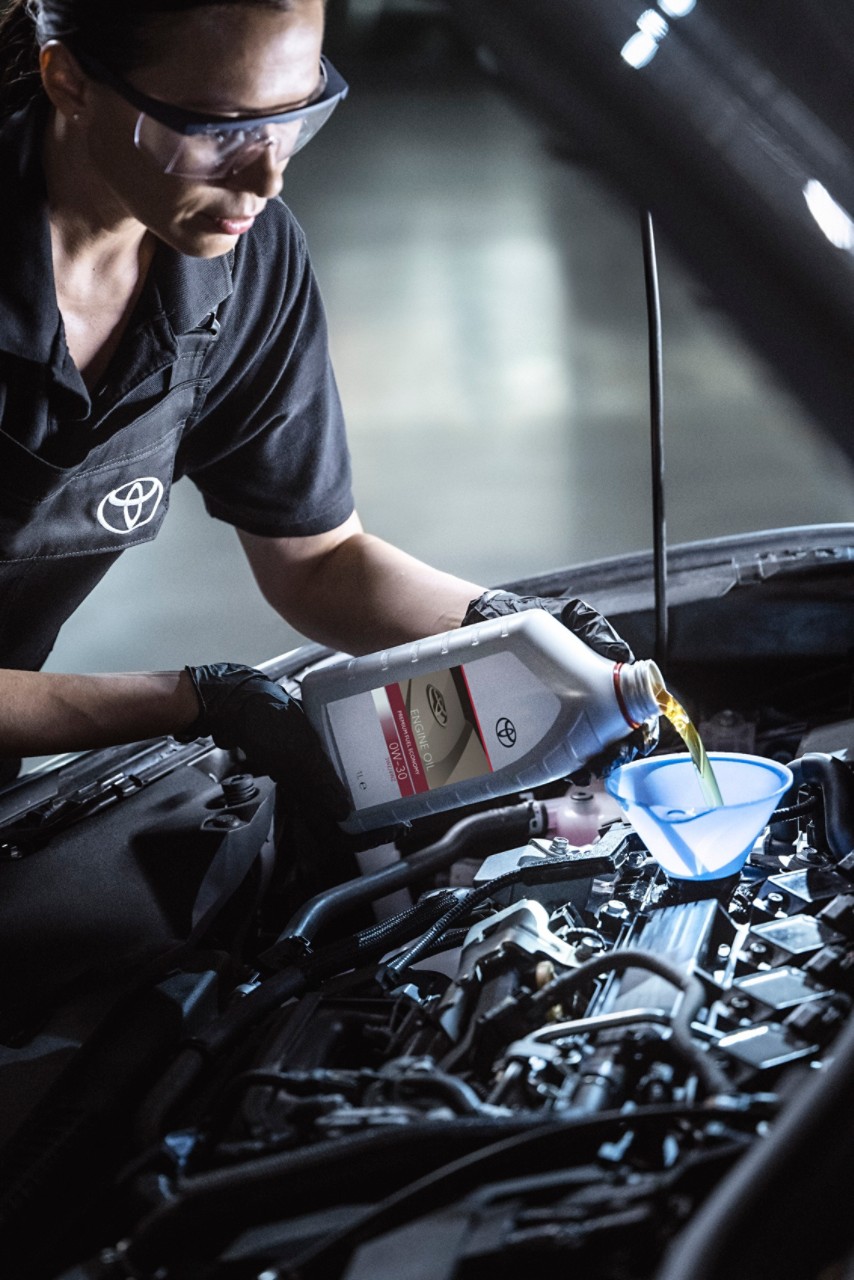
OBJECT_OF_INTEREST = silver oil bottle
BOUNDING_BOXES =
[301,610,660,833]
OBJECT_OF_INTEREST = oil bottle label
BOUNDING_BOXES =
[323,651,561,811]
[371,666,492,798]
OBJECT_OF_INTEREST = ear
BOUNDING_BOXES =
[39,41,92,122]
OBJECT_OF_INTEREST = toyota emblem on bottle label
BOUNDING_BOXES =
[496,717,517,748]
[427,683,449,727]
[96,477,165,535]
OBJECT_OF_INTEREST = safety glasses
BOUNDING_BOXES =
[73,49,348,179]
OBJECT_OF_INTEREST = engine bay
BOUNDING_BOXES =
[1,531,853,1280]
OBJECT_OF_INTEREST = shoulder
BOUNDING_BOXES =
[230,198,310,292]
[214,199,322,348]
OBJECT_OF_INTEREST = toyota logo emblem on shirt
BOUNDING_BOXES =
[496,717,517,748]
[96,477,165,535]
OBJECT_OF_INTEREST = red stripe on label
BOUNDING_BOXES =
[384,682,431,794]
[373,689,415,797]
[458,665,494,772]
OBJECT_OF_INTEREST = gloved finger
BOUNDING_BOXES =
[556,599,634,663]
[583,714,660,779]
[227,690,351,819]
[462,590,634,663]
[267,711,352,820]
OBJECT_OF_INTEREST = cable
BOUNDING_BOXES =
[309,888,464,978]
[384,849,604,980]
[385,867,531,980]
[770,795,818,821]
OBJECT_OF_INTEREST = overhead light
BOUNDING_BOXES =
[637,9,670,39]
[621,31,661,69]
[803,179,854,251]
[620,9,671,69]
[659,0,697,16]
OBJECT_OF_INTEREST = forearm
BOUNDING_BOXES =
[302,533,483,651]
[240,523,484,655]
[0,668,200,757]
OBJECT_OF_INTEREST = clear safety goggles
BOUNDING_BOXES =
[73,50,348,179]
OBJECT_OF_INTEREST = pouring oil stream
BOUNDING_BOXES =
[652,674,724,808]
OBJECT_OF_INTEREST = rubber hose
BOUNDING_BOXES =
[123,1102,753,1275]
[135,894,462,1147]
[135,803,541,1148]
[277,801,544,951]
[790,753,854,859]
[123,1115,557,1272]
[133,966,307,1149]
[526,949,729,1096]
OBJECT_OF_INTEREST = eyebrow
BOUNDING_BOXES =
[175,80,322,120]
[73,47,346,136]
[72,43,329,125]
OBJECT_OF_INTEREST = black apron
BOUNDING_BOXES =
[0,320,220,674]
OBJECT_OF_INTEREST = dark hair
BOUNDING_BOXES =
[0,0,308,119]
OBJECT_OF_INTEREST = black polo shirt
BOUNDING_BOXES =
[0,97,354,672]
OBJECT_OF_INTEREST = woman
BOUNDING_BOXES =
[0,0,628,795]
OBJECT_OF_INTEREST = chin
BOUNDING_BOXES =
[153,222,239,259]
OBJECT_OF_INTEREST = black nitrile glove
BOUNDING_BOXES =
[181,663,350,819]
[462,590,656,775]
[581,716,659,779]
[462,589,634,663]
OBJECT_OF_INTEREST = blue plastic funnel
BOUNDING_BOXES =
[605,752,793,880]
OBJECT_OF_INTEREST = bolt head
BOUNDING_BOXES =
[211,813,242,830]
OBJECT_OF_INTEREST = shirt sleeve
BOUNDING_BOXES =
[176,202,355,538]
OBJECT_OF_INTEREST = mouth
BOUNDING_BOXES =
[202,211,261,236]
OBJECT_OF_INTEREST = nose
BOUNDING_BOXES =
[224,144,289,199]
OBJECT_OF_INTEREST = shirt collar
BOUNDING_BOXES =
[153,242,234,337]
